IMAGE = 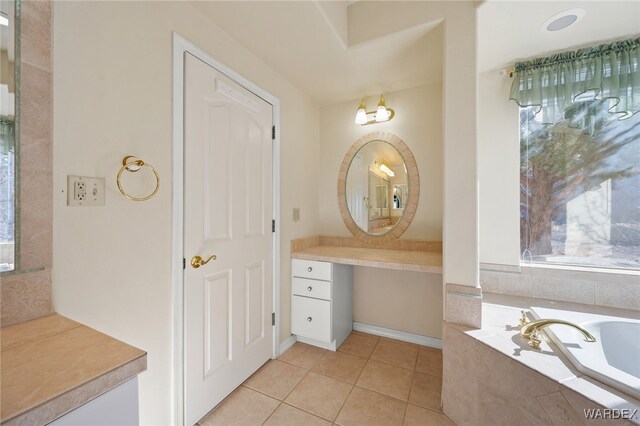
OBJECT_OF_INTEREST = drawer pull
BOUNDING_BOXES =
[307,286,313,291]
[307,267,313,272]
[307,317,313,322]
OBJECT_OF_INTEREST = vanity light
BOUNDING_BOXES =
[355,99,368,125]
[354,95,395,126]
[375,95,390,122]
[380,163,395,177]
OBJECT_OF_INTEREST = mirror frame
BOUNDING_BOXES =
[338,132,419,242]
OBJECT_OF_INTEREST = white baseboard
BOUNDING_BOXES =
[296,335,337,351]
[278,334,297,356]
[353,322,442,349]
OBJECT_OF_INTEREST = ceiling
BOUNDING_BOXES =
[478,1,640,72]
[191,1,443,106]
[191,1,639,105]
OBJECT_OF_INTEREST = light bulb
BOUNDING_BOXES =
[375,95,389,122]
[380,163,395,177]
[355,98,367,125]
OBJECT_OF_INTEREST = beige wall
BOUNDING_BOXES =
[319,83,443,339]
[319,83,443,240]
[478,70,520,266]
[354,267,443,338]
[52,2,319,424]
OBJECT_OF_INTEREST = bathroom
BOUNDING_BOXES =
[0,1,638,425]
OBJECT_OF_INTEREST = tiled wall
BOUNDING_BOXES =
[444,283,482,328]
[480,266,640,312]
[1,0,53,327]
[441,322,626,426]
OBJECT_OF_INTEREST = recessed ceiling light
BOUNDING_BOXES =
[541,8,585,33]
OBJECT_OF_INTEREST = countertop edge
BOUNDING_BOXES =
[291,247,443,273]
[3,353,147,426]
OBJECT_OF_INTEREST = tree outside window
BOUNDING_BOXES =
[520,100,640,269]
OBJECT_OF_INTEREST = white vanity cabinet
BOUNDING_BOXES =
[291,259,353,350]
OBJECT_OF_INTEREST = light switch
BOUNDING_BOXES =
[293,208,300,222]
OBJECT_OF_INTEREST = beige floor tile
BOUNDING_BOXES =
[403,404,455,426]
[335,386,407,426]
[199,386,279,426]
[278,342,326,369]
[357,360,413,401]
[415,346,443,378]
[311,351,367,384]
[408,372,442,411]
[338,333,379,358]
[284,371,353,421]
[371,339,419,370]
[243,360,307,400]
[263,403,331,426]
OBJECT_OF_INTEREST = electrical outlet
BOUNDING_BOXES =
[293,208,300,222]
[67,176,106,207]
[74,181,86,201]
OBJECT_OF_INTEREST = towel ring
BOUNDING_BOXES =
[117,156,159,201]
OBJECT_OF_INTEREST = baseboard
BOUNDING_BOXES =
[353,322,442,349]
[278,334,297,356]
[296,335,337,351]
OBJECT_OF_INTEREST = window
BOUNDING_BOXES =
[519,99,640,270]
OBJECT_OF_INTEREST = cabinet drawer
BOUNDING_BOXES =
[292,277,331,301]
[291,296,331,343]
[292,259,332,281]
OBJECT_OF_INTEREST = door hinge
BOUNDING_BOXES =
[272,219,276,233]
[183,258,186,270]
[272,312,276,326]
[272,125,276,140]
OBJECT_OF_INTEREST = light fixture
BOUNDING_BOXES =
[540,9,585,33]
[379,162,395,177]
[376,95,390,122]
[355,98,367,125]
[0,12,8,27]
[354,95,395,125]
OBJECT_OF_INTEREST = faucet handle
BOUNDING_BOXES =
[519,310,529,327]
[528,328,542,350]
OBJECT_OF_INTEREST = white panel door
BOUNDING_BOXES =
[184,53,273,426]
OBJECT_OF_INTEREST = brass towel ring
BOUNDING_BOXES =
[116,156,159,202]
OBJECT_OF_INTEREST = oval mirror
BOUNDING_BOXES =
[338,132,419,242]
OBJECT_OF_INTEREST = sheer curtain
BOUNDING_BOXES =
[510,37,640,124]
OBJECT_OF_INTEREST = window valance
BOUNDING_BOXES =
[510,37,640,123]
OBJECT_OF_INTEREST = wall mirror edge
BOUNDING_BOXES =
[337,131,420,243]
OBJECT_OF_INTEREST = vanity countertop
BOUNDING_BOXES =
[0,314,147,425]
[292,244,443,273]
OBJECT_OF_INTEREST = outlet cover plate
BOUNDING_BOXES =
[67,175,106,207]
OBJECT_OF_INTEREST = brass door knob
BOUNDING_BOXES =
[191,255,216,268]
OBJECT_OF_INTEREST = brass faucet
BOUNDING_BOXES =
[519,311,596,350]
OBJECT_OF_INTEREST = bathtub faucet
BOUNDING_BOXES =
[519,312,596,350]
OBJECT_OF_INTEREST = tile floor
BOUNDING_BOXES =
[198,331,455,426]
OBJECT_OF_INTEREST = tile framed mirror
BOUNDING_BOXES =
[338,132,419,242]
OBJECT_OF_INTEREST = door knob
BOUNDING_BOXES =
[191,255,216,268]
